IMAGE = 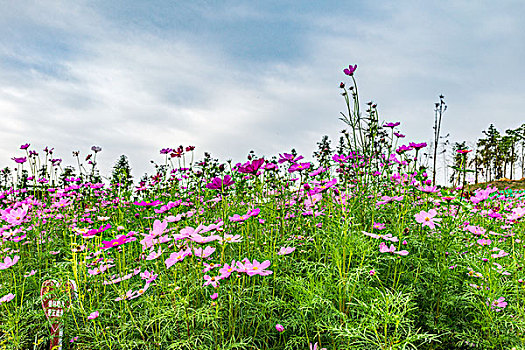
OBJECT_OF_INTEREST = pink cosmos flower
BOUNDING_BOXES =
[87,311,99,320]
[379,242,396,253]
[128,283,152,300]
[383,122,401,128]
[140,270,158,283]
[379,242,409,256]
[1,205,29,225]
[193,246,216,259]
[0,255,20,270]
[244,259,273,276]
[165,248,192,268]
[0,293,15,305]
[275,324,285,332]
[220,234,243,244]
[24,270,36,277]
[203,275,220,288]
[219,261,237,279]
[146,247,163,260]
[277,247,296,255]
[476,238,492,246]
[373,222,386,230]
[418,185,440,193]
[202,262,222,273]
[310,342,327,350]
[210,293,218,300]
[489,297,508,311]
[414,209,441,229]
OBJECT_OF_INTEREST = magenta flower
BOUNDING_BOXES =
[414,209,441,229]
[343,64,357,76]
[278,153,304,164]
[409,142,427,150]
[275,324,285,332]
[82,223,111,238]
[160,148,173,154]
[383,122,401,128]
[101,235,129,250]
[210,293,218,300]
[11,157,27,164]
[288,162,311,173]
[237,158,265,174]
[206,175,235,190]
[20,143,30,150]
[373,222,386,230]
[0,256,20,270]
[87,311,99,320]
[396,145,413,154]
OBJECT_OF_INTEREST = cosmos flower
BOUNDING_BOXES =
[343,64,357,76]
[206,175,235,190]
[0,293,15,305]
[0,256,20,270]
[244,259,273,276]
[414,209,442,229]
[277,247,296,255]
[87,311,99,320]
[237,159,265,174]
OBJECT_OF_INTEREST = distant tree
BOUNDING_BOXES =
[111,155,133,190]
[450,141,467,185]
[313,135,334,168]
[482,124,502,180]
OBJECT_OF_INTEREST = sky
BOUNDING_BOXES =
[1,0,524,182]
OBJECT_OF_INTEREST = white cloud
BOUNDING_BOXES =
[1,0,524,184]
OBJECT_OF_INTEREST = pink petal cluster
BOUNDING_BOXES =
[414,209,442,229]
[0,255,20,270]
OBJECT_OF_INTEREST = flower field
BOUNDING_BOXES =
[1,67,524,350]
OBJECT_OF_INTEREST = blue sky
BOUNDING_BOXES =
[1,0,524,181]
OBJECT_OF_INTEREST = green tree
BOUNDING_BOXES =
[111,155,133,191]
